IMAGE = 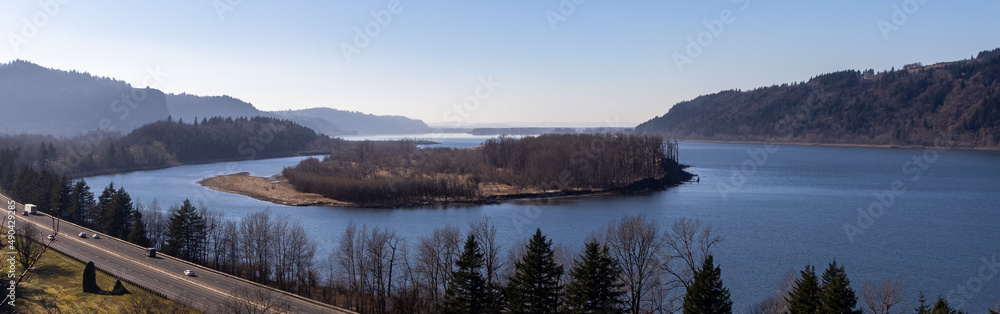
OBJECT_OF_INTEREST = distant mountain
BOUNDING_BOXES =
[272,107,430,135]
[636,48,1000,148]
[166,93,264,123]
[0,60,169,137]
[0,61,431,137]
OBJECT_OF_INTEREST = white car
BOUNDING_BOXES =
[93,234,100,239]
[46,235,54,240]
[183,270,194,276]
[78,232,87,238]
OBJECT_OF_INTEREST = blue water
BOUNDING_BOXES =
[83,138,1000,311]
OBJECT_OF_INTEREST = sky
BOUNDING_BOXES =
[2,1,1000,127]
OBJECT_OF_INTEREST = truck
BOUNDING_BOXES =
[23,204,36,215]
[145,248,157,258]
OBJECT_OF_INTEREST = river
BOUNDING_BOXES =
[83,134,1000,311]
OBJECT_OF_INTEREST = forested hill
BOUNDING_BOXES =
[636,47,1000,148]
[0,116,347,178]
[0,60,430,137]
[0,60,170,137]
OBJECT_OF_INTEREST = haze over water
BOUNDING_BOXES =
[84,138,1000,311]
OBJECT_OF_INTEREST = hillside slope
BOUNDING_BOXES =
[0,61,170,137]
[636,48,1000,148]
[272,107,430,135]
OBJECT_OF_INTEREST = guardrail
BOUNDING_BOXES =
[1,191,354,313]
[91,264,171,300]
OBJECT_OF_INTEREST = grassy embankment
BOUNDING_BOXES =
[3,231,195,313]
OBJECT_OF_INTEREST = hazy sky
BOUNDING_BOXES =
[3,1,1000,126]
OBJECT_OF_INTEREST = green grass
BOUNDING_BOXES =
[10,240,198,313]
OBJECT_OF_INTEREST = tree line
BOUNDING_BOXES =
[0,116,348,179]
[7,186,994,314]
[283,134,688,207]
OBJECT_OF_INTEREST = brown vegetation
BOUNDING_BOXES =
[199,172,347,206]
[281,134,690,208]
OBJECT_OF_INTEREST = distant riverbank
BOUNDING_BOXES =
[677,138,1000,151]
[199,171,691,208]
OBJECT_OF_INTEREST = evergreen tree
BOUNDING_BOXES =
[562,240,624,313]
[820,261,859,314]
[915,292,931,314]
[51,177,71,219]
[506,228,564,314]
[682,255,732,314]
[82,261,99,293]
[930,296,965,314]
[786,265,822,314]
[69,180,96,227]
[127,209,150,247]
[110,187,135,239]
[165,199,207,263]
[96,183,116,235]
[442,235,486,314]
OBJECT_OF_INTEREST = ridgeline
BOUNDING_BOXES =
[637,47,1000,149]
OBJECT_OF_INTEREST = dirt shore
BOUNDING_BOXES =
[199,172,686,208]
[198,172,351,206]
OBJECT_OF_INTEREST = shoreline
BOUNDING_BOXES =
[675,138,1000,151]
[198,172,689,209]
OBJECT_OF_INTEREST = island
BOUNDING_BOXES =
[201,134,693,208]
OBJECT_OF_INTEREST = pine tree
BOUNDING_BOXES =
[96,183,116,235]
[110,187,135,239]
[819,261,859,314]
[915,292,931,314]
[930,296,965,314]
[506,228,564,314]
[786,265,822,314]
[165,199,207,263]
[562,240,624,313]
[442,235,486,314]
[127,209,150,247]
[69,180,96,227]
[682,255,732,314]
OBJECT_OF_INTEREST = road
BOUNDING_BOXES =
[2,193,353,313]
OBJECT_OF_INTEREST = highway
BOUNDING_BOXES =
[2,193,353,313]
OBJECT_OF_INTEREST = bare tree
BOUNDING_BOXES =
[661,217,723,290]
[414,225,461,312]
[141,199,168,250]
[219,285,291,314]
[470,217,502,286]
[604,215,664,314]
[13,221,41,270]
[239,211,273,284]
[362,227,401,314]
[747,269,797,314]
[861,278,906,314]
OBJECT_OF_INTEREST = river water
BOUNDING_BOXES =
[83,134,1000,311]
